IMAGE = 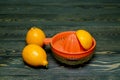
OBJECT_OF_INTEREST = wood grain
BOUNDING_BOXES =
[0,0,120,80]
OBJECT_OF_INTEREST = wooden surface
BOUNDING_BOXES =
[0,0,120,80]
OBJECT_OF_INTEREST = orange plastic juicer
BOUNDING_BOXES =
[43,31,96,65]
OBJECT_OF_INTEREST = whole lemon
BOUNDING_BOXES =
[76,30,93,50]
[26,27,46,46]
[22,44,48,67]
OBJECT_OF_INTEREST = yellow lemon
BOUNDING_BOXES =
[22,44,48,67]
[26,27,46,46]
[76,30,93,50]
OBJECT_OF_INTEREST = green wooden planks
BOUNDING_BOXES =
[0,0,120,80]
[0,0,120,4]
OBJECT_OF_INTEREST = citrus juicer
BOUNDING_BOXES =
[44,31,96,65]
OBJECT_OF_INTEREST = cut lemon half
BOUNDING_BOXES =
[76,30,93,50]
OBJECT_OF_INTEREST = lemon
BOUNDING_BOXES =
[22,44,48,67]
[26,27,46,46]
[76,30,93,50]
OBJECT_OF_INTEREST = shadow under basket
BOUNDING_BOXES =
[44,31,96,65]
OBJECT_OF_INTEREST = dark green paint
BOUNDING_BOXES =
[0,0,120,80]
